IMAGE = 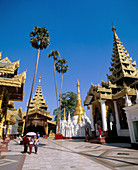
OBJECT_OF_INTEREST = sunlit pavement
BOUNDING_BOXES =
[1,137,138,170]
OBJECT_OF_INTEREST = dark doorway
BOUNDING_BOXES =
[107,110,117,136]
[27,125,45,137]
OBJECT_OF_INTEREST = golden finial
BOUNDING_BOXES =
[77,80,80,86]
[73,80,85,121]
[39,75,41,86]
[63,108,66,120]
[78,114,83,123]
[112,24,119,40]
[0,51,2,60]
[112,24,116,34]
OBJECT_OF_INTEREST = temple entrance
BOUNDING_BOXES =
[27,125,45,137]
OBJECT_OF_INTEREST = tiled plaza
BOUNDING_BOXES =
[1,138,138,170]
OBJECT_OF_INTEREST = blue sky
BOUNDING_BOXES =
[1,0,138,118]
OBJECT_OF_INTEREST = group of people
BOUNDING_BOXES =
[23,135,39,154]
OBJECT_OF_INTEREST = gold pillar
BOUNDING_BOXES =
[46,121,48,135]
[0,93,4,109]
[0,117,4,138]
[22,119,25,134]
[0,89,4,138]
[7,122,10,137]
[63,108,66,120]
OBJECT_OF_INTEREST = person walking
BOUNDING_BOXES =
[34,136,39,154]
[23,135,29,154]
[29,136,34,154]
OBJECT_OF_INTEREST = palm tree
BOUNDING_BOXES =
[55,58,69,131]
[48,50,60,132]
[24,27,50,134]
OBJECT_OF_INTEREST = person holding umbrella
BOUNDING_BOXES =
[23,135,29,154]
[29,136,34,154]
[26,132,36,154]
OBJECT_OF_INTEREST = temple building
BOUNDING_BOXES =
[60,80,91,138]
[22,76,56,136]
[0,52,26,138]
[3,101,22,138]
[84,26,138,140]
[123,93,138,147]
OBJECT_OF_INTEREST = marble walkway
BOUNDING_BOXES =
[1,137,138,170]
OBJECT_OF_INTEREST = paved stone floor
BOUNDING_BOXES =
[0,137,138,170]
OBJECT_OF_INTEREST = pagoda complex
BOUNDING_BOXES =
[84,26,138,139]
[22,76,56,136]
[0,52,26,138]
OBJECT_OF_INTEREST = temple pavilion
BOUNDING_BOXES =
[84,26,138,139]
[22,76,56,136]
[0,52,26,138]
[4,101,22,138]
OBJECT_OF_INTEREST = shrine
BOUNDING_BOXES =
[84,26,138,141]
[60,80,91,138]
[0,52,26,138]
[22,76,56,137]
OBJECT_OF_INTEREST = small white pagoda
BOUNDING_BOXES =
[60,80,91,138]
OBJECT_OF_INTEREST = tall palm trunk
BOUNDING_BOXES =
[24,47,40,134]
[54,58,58,109]
[59,71,63,117]
[54,58,60,133]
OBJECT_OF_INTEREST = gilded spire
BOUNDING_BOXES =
[73,80,85,122]
[29,77,48,111]
[112,25,119,40]
[0,51,2,60]
[63,108,66,120]
[112,25,116,34]
[107,26,138,86]
[39,75,41,86]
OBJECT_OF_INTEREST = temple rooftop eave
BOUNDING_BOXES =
[0,58,20,74]
[0,71,26,87]
[47,120,56,125]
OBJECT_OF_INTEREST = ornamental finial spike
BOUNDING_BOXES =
[73,80,85,120]
[63,108,66,120]
[112,24,116,33]
[77,80,80,86]
[0,51,2,60]
[39,75,41,86]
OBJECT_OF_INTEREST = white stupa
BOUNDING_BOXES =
[60,80,91,138]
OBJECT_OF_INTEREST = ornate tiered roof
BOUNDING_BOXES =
[107,26,138,86]
[84,26,138,106]
[28,76,48,111]
[0,52,26,101]
[23,76,54,120]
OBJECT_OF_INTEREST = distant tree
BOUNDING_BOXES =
[18,125,22,134]
[48,50,60,132]
[55,58,69,130]
[24,27,50,134]
[53,92,77,121]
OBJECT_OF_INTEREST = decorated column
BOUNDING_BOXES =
[99,100,108,136]
[113,101,120,136]
[89,105,95,136]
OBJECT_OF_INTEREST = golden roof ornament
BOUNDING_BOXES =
[39,75,41,86]
[73,80,85,122]
[0,51,2,60]
[63,108,66,120]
